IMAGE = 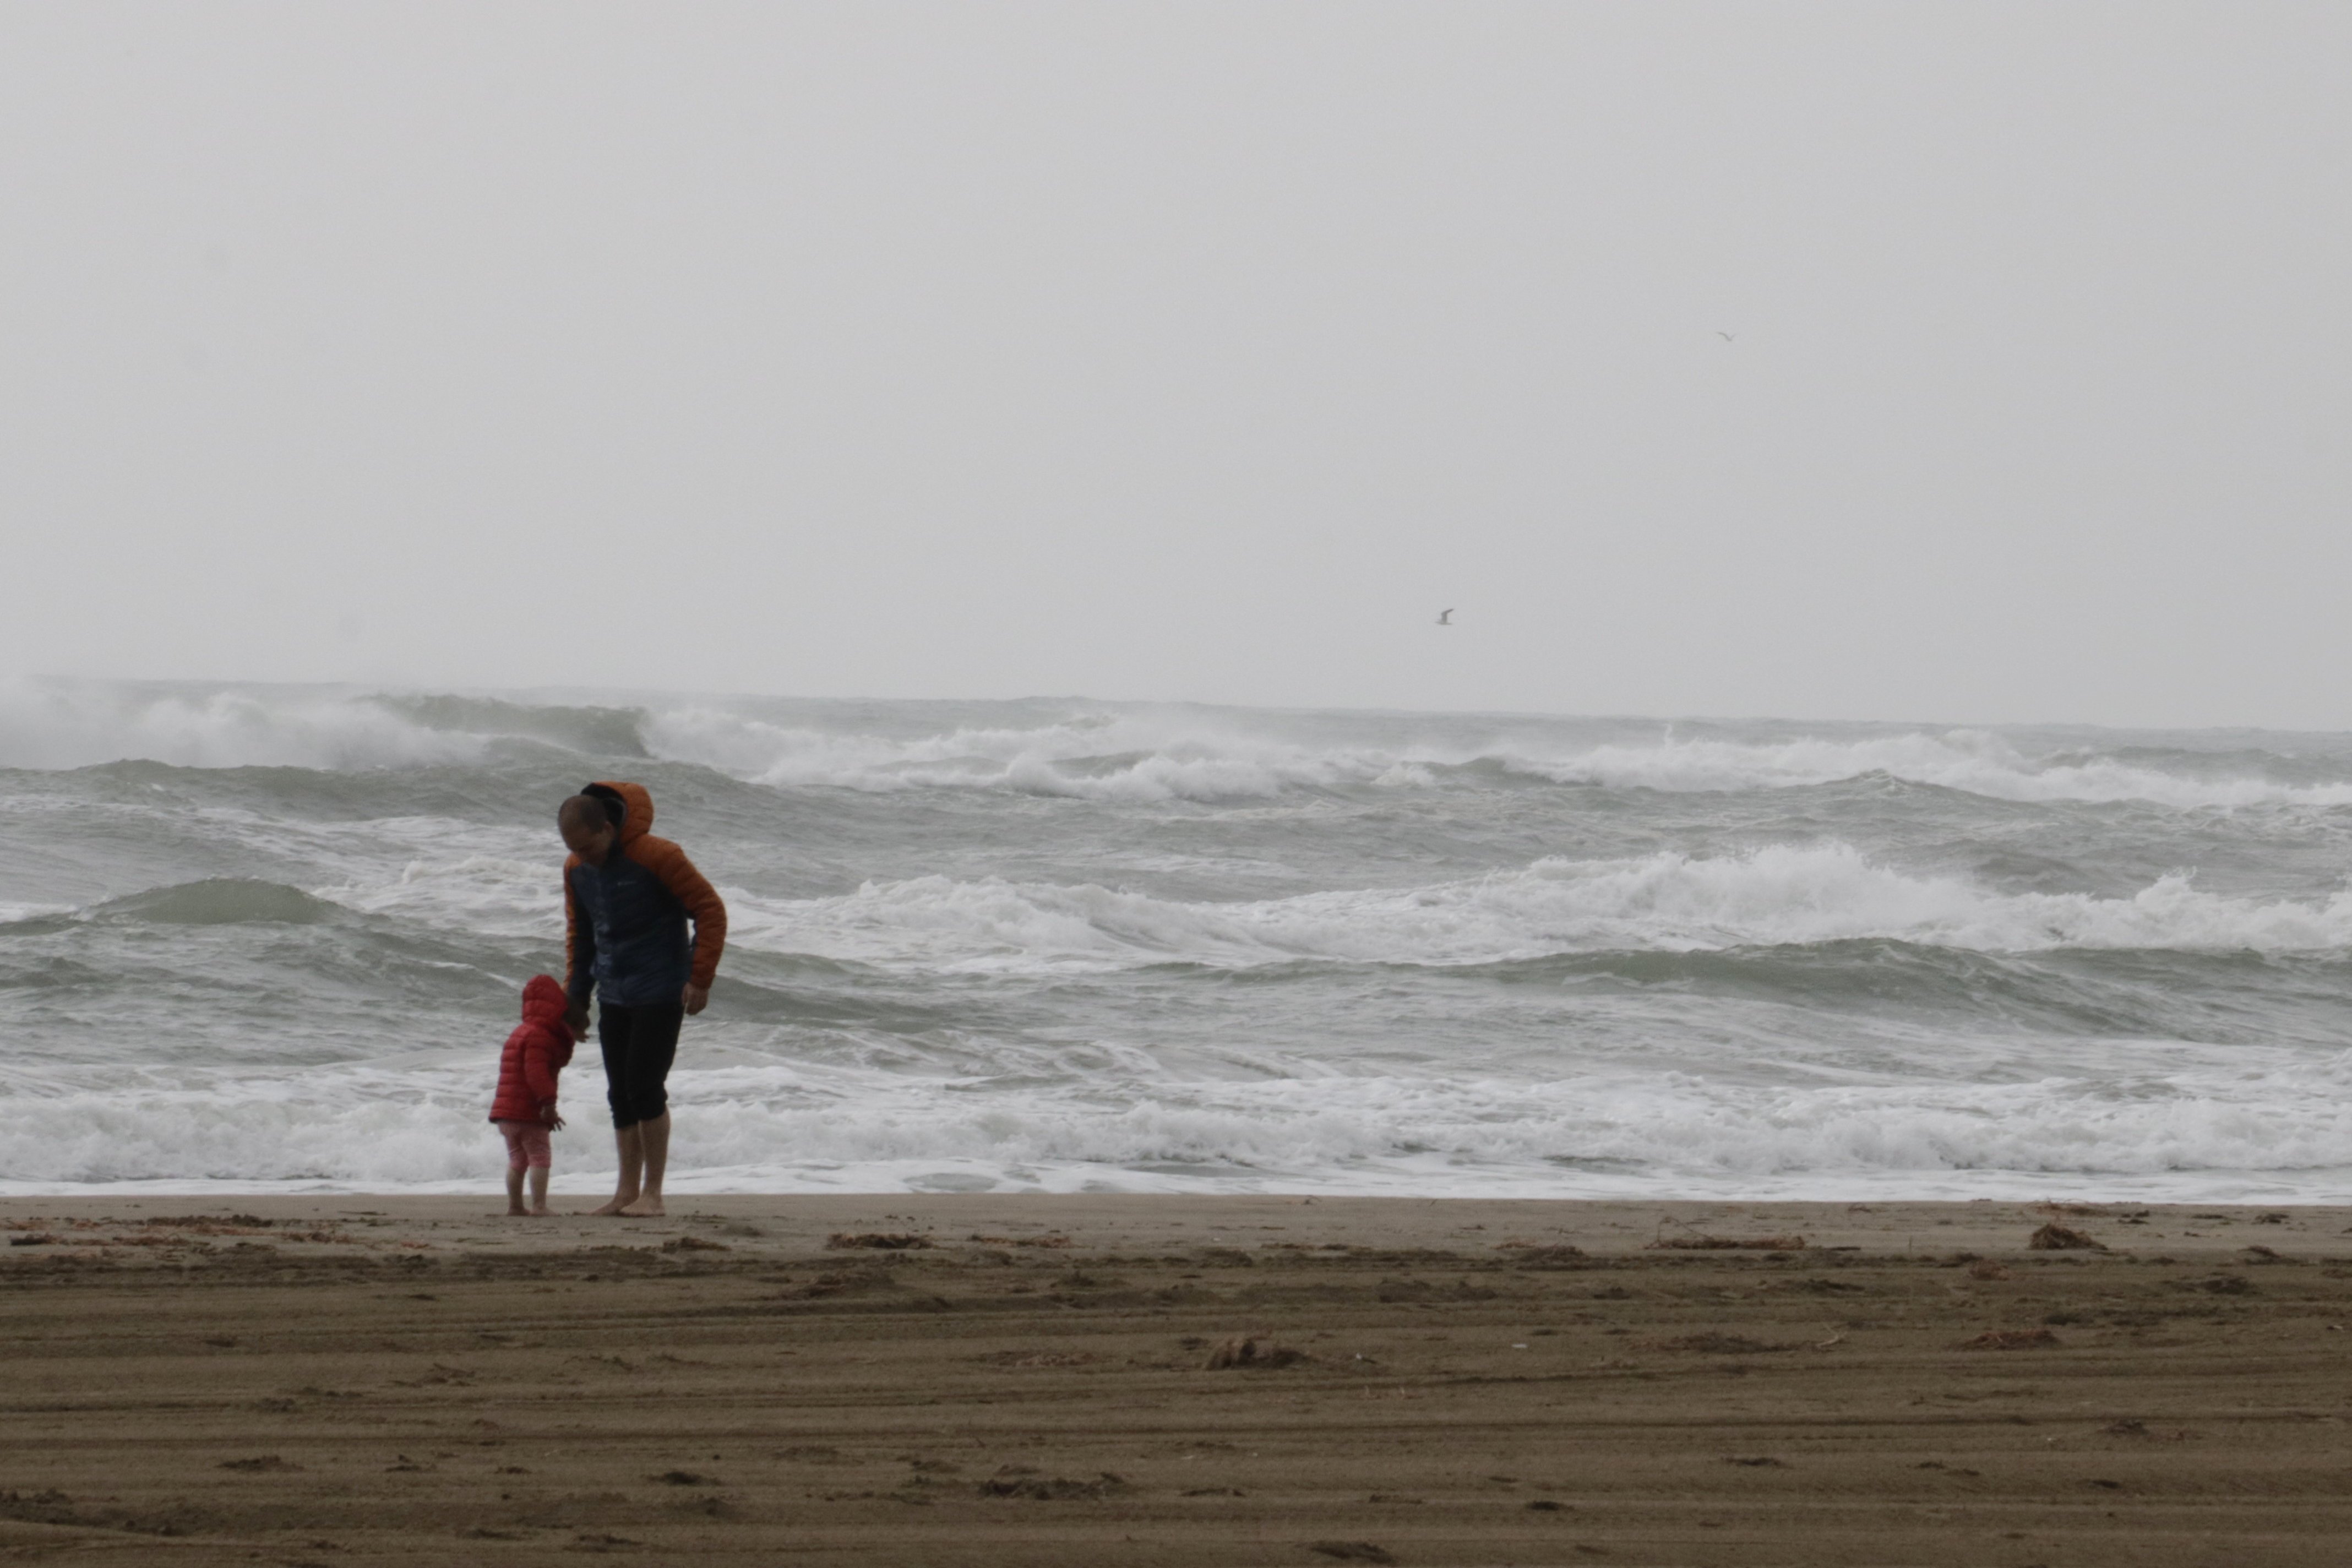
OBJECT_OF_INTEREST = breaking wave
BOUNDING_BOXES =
[8,678,2352,810]
[727,844,2352,973]
[645,707,2352,810]
[1506,730,2352,810]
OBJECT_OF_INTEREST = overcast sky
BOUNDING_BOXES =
[3,3,2347,727]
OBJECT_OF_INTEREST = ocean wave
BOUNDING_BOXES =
[0,680,655,772]
[0,680,486,771]
[720,843,2352,971]
[31,837,2352,981]
[96,879,344,926]
[372,694,652,758]
[8,680,2352,812]
[646,707,2352,809]
[641,705,2352,809]
[1504,730,2352,810]
[640,705,1418,801]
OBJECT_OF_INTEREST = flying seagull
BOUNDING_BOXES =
[1436,608,1454,625]
[1716,331,1736,342]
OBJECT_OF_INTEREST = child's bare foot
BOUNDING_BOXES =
[620,1197,666,1217]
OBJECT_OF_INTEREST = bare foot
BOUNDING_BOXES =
[588,1196,638,1216]
[528,1205,553,1217]
[504,1206,530,1217]
[620,1197,666,1217]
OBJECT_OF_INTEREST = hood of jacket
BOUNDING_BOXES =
[584,780,655,847]
[520,973,570,1026]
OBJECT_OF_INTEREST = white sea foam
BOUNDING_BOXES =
[6,1047,2350,1200]
[716,843,2352,972]
[307,823,565,941]
[641,706,1407,801]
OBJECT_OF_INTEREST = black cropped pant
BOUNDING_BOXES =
[597,1000,683,1130]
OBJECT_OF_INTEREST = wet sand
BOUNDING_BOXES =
[3,1194,2349,1565]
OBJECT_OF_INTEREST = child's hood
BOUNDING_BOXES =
[520,973,570,1027]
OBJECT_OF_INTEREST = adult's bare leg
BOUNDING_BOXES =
[591,1124,643,1215]
[621,1113,669,1216]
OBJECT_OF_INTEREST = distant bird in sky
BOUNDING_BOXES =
[1716,331,1736,342]
[1436,608,1454,625]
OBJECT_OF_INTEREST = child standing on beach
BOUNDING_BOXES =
[489,974,576,1216]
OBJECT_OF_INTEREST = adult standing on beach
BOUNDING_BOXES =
[558,781,727,1217]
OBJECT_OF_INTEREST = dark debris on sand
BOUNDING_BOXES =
[1202,1335,1312,1370]
[1959,1328,2061,1350]
[2028,1223,2106,1251]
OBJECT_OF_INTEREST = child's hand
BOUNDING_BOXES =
[541,1104,565,1130]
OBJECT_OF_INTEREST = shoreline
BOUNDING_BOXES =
[6,1195,2350,1564]
[9,1172,2351,1204]
[7,1194,2352,1261]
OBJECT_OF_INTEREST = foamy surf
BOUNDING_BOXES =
[715,846,2352,974]
[6,1045,2350,1201]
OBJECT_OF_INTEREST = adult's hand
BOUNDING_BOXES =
[682,982,710,1016]
[565,1000,589,1038]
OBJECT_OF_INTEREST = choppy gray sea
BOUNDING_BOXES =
[3,678,2349,1200]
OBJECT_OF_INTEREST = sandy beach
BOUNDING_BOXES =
[3,1194,2349,1566]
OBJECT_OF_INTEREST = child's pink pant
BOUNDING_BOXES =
[496,1120,552,1170]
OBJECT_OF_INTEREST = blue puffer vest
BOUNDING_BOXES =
[567,846,692,1007]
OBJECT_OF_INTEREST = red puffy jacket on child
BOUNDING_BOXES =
[489,974,576,1124]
